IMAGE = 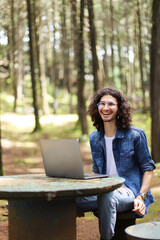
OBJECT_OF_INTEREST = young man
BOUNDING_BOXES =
[77,87,156,240]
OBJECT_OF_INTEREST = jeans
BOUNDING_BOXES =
[76,195,98,213]
[76,188,135,240]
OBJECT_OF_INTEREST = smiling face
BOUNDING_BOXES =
[98,95,118,124]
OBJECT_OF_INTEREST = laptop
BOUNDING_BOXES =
[40,139,108,180]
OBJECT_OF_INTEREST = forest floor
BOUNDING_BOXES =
[0,113,160,240]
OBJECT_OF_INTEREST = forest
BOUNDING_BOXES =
[0,0,160,176]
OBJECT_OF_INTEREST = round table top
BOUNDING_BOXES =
[125,222,160,240]
[0,174,124,200]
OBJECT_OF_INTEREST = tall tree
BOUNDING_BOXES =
[10,0,17,111]
[124,2,132,95]
[70,0,78,71]
[109,0,115,83]
[101,0,109,85]
[137,0,146,112]
[150,0,160,163]
[16,0,24,102]
[26,0,41,131]
[117,33,125,92]
[0,127,4,176]
[60,0,74,112]
[60,0,71,92]
[52,0,59,114]
[0,94,4,176]
[76,0,88,135]
[87,0,99,91]
[38,4,49,114]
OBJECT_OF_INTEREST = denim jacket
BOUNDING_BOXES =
[89,126,156,215]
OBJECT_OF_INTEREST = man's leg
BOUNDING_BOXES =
[76,195,98,213]
[98,189,135,240]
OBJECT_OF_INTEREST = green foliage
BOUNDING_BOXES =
[1,88,152,146]
[16,159,24,164]
[154,163,160,177]
[0,200,8,222]
[153,163,160,184]
[132,111,151,149]
[0,92,14,113]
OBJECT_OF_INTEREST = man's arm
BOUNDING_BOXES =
[132,170,153,216]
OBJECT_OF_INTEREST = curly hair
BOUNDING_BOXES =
[88,87,132,131]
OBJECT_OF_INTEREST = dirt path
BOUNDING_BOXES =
[0,217,100,240]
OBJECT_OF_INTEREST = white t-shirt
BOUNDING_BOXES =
[104,135,119,176]
[104,135,135,196]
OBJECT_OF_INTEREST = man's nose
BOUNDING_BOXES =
[103,104,109,109]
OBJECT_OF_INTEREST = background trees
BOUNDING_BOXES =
[0,0,160,164]
[150,0,160,163]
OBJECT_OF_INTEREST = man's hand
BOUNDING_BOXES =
[132,198,146,216]
[132,170,153,216]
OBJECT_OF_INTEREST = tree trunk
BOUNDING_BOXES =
[52,0,59,114]
[70,0,79,71]
[26,0,41,131]
[137,0,146,112]
[39,32,49,115]
[60,0,71,92]
[0,116,4,176]
[101,0,109,86]
[60,0,73,113]
[77,0,88,135]
[38,10,49,115]
[143,1,152,98]
[17,0,24,102]
[109,0,115,84]
[10,0,17,111]
[132,17,137,94]
[124,2,132,96]
[150,0,160,163]
[87,0,99,91]
[70,0,79,114]
[117,35,126,93]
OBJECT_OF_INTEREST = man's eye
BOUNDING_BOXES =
[99,102,105,107]
[108,102,115,106]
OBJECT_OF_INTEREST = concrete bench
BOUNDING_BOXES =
[125,222,160,240]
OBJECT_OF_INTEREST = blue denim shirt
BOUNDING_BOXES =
[89,126,156,215]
